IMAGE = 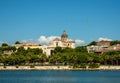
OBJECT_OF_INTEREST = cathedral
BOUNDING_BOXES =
[48,31,75,48]
[41,31,75,55]
[15,31,75,56]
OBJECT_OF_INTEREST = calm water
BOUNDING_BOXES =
[0,70,120,83]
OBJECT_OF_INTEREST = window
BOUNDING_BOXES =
[56,42,58,46]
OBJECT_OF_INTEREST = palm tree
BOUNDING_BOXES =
[87,56,93,64]
[109,55,115,65]
[101,54,109,65]
[39,55,48,65]
[114,55,119,65]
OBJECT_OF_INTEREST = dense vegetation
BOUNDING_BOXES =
[0,44,120,68]
[110,40,120,45]
[87,41,97,46]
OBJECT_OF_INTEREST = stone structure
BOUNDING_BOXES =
[87,40,120,54]
[15,31,75,56]
[42,31,75,55]
[48,31,75,48]
[96,40,110,46]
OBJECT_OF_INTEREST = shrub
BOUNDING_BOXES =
[16,65,19,68]
[89,63,99,68]
[80,63,87,68]
[73,64,79,68]
[30,65,35,68]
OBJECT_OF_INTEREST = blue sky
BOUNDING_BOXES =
[0,0,120,46]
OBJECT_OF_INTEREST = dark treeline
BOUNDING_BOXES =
[0,45,120,68]
[110,40,120,45]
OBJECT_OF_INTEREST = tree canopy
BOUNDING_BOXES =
[15,41,21,44]
[1,43,8,47]
[87,41,97,46]
[0,45,120,67]
[110,40,120,45]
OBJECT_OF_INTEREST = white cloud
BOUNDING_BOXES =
[75,39,85,46]
[38,36,85,46]
[22,39,34,43]
[20,36,85,46]
[98,37,112,41]
[20,36,60,45]
[38,36,60,45]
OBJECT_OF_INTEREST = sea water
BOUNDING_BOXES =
[0,70,120,83]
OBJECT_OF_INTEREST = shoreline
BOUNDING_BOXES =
[0,65,120,70]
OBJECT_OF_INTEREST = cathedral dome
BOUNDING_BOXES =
[61,31,68,38]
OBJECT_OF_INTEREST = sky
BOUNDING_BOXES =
[0,0,120,46]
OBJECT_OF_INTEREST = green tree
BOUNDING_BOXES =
[109,55,116,65]
[78,53,88,63]
[62,47,74,53]
[54,47,62,54]
[27,48,43,55]
[72,55,78,64]
[114,55,120,65]
[101,54,109,65]
[16,47,26,56]
[75,46,87,53]
[17,55,26,65]
[92,54,103,63]
[29,55,40,65]
[1,56,8,66]
[1,43,8,47]
[32,48,42,55]
[39,55,48,64]
[87,54,93,64]
[88,41,97,46]
[110,40,120,45]
[15,41,21,44]
[49,55,56,65]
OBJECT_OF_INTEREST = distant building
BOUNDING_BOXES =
[96,40,110,47]
[87,45,109,54]
[15,43,41,49]
[87,40,120,54]
[15,31,75,56]
[108,44,120,51]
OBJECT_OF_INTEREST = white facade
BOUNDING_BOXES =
[42,31,75,56]
[15,31,75,56]
[87,45,109,53]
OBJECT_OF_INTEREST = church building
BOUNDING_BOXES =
[49,31,75,48]
[15,31,75,56]
[42,31,75,55]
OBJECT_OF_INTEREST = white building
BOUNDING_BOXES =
[15,31,75,56]
[42,31,75,55]
[87,40,110,54]
[48,31,75,48]
[87,45,108,53]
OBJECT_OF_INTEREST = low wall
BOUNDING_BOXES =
[0,66,120,70]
